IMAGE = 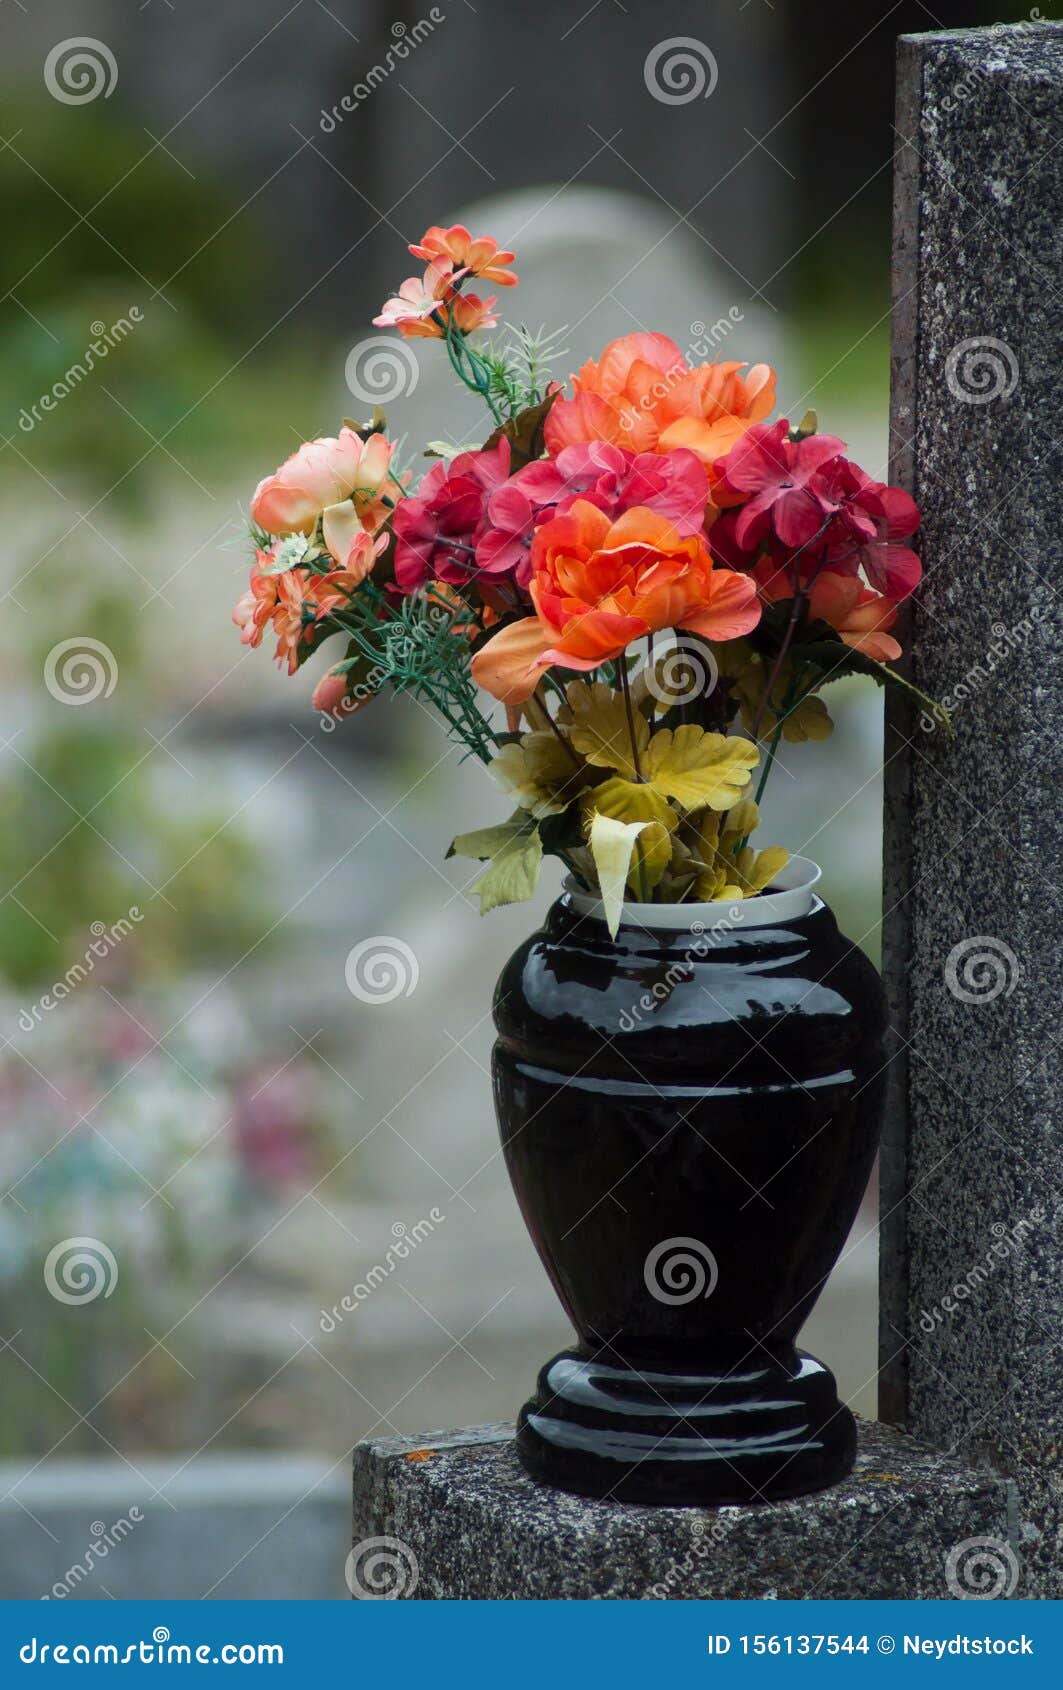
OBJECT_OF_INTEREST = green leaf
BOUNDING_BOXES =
[794,637,952,733]
[468,827,544,915]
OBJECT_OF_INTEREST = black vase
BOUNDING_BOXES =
[491,858,886,1507]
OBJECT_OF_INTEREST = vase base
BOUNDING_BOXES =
[516,1346,856,1506]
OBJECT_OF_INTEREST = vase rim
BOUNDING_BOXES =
[563,854,823,932]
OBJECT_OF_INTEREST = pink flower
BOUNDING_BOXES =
[312,668,358,720]
[233,552,280,648]
[714,419,848,550]
[392,440,511,593]
[373,261,464,338]
[251,427,401,540]
[475,442,711,584]
[232,1066,313,1188]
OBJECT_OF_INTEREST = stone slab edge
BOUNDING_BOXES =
[352,1421,1014,1600]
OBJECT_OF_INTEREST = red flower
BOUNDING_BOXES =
[714,419,848,550]
[823,466,922,600]
[392,440,511,593]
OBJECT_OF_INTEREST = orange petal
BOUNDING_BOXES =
[543,391,624,453]
[600,505,686,554]
[745,364,777,422]
[678,570,761,641]
[658,414,752,467]
[471,618,552,704]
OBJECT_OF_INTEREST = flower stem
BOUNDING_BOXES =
[618,661,651,901]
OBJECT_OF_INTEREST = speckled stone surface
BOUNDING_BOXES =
[882,25,1063,1599]
[352,1421,1013,1599]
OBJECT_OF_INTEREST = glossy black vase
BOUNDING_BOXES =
[491,859,886,1506]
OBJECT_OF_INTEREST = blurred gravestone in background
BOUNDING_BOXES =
[3,0,794,330]
[353,183,788,450]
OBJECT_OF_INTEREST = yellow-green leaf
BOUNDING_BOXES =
[490,734,586,818]
[559,680,648,780]
[643,726,759,812]
[448,815,530,860]
[580,776,677,836]
[731,844,790,896]
[780,694,833,743]
[469,827,543,915]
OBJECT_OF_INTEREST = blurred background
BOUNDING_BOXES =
[0,0,1029,1599]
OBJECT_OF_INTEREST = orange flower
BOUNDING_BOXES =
[271,568,363,675]
[753,563,902,663]
[233,552,279,649]
[449,291,499,334]
[544,333,775,475]
[472,500,761,704]
[409,224,517,286]
[807,574,902,662]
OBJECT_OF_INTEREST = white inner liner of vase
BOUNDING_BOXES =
[565,855,822,931]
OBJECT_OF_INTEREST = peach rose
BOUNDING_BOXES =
[544,333,776,472]
[251,428,401,545]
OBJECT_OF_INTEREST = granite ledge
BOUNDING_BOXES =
[352,1419,1017,1600]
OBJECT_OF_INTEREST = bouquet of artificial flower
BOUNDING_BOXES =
[235,222,935,934]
